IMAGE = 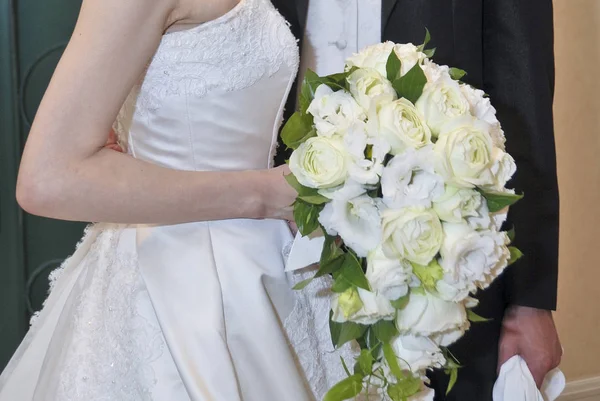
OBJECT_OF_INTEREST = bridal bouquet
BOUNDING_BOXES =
[282,32,523,401]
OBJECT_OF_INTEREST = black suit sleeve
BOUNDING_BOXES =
[483,0,559,310]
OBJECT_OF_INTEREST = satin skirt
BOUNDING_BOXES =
[0,219,319,401]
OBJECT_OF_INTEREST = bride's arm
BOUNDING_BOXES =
[16,0,295,224]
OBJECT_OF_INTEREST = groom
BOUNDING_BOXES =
[272,0,562,400]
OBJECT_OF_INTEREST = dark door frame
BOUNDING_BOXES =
[0,0,28,368]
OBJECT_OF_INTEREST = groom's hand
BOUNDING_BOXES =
[498,305,562,388]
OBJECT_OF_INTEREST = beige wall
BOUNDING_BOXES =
[553,0,600,381]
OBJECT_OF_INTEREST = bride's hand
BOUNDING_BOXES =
[259,165,298,222]
[104,129,125,152]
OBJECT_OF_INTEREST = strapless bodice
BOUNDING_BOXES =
[113,0,299,171]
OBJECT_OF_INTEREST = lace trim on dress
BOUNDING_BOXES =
[51,227,164,401]
[283,268,360,400]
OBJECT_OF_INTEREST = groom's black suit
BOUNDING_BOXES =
[272,1,559,399]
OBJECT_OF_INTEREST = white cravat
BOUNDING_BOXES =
[299,0,382,78]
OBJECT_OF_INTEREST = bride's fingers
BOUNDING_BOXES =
[104,129,125,152]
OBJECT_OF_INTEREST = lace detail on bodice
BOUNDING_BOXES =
[134,0,299,115]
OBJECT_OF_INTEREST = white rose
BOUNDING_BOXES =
[307,84,366,137]
[396,291,467,336]
[381,146,445,209]
[331,287,395,325]
[347,68,397,111]
[433,185,491,229]
[434,116,496,188]
[289,136,348,189]
[391,335,446,373]
[366,246,413,301]
[368,98,432,154]
[318,194,382,257]
[416,76,470,136]
[439,222,511,295]
[421,59,451,84]
[382,207,443,266]
[393,43,428,76]
[479,147,517,191]
[430,319,471,347]
[346,41,395,77]
[343,123,391,185]
[460,84,506,149]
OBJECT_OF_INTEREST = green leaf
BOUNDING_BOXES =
[330,316,369,349]
[323,375,364,401]
[371,320,399,343]
[293,200,323,237]
[446,367,458,395]
[391,62,428,104]
[338,253,370,291]
[387,376,422,401]
[284,171,330,205]
[383,343,404,380]
[508,246,524,266]
[417,28,432,53]
[298,194,330,204]
[423,47,436,58]
[299,69,347,113]
[412,260,444,292]
[341,356,352,377]
[449,67,467,81]
[299,69,322,114]
[320,234,345,265]
[281,112,316,150]
[331,274,353,293]
[316,255,345,278]
[324,72,350,88]
[386,50,402,82]
[481,190,524,213]
[293,277,314,290]
[391,294,410,310]
[354,349,374,376]
[507,227,516,242]
[467,309,492,323]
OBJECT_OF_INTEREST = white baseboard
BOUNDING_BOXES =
[559,376,600,401]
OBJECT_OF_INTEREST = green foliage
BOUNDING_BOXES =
[481,190,524,213]
[281,112,316,150]
[508,246,524,266]
[391,294,410,310]
[329,314,369,349]
[354,349,374,376]
[284,174,329,205]
[323,375,364,401]
[417,28,432,53]
[467,309,492,323]
[383,343,404,380]
[387,376,422,401]
[371,320,399,344]
[449,67,467,81]
[292,200,323,237]
[386,51,428,104]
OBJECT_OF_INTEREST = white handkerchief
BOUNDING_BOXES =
[493,355,565,401]
[284,230,325,272]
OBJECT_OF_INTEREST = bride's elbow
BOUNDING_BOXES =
[16,170,62,217]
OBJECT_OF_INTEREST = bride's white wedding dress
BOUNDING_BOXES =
[0,0,354,399]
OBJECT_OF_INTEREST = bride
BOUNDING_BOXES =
[0,0,352,399]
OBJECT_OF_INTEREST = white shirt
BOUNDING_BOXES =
[300,0,382,78]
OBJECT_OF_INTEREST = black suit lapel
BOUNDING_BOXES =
[382,0,398,34]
